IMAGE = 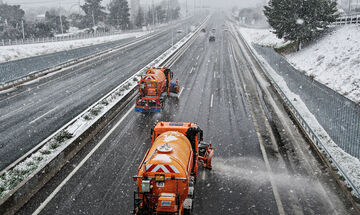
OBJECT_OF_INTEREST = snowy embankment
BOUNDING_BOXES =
[239,25,360,103]
[236,25,360,197]
[0,31,150,63]
[238,27,289,48]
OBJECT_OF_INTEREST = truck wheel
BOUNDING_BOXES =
[183,209,192,215]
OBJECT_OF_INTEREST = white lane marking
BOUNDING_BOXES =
[257,131,286,215]
[92,78,107,87]
[0,105,30,121]
[178,87,184,98]
[29,107,58,125]
[228,39,286,215]
[32,106,134,215]
[190,67,195,74]
[201,169,206,180]
[210,94,214,108]
[213,71,216,79]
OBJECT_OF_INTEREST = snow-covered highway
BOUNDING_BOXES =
[14,14,357,215]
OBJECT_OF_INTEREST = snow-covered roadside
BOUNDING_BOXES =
[286,25,360,103]
[238,25,360,103]
[264,61,360,195]
[236,25,360,197]
[0,31,150,63]
[258,56,360,197]
[239,27,288,49]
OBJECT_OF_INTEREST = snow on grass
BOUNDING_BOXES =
[238,26,288,48]
[237,24,360,103]
[0,130,73,198]
[286,25,360,103]
[0,31,150,63]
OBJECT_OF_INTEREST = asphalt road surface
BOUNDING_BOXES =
[17,14,357,215]
[0,16,203,170]
[0,37,135,83]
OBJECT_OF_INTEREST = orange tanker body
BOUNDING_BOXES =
[135,67,180,113]
[133,122,214,214]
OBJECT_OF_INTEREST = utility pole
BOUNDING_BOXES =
[152,0,155,26]
[21,20,25,39]
[155,2,158,25]
[60,15,64,34]
[59,0,64,34]
[167,0,170,22]
[92,10,96,29]
[201,0,203,15]
[349,0,351,12]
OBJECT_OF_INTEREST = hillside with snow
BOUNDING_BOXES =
[239,25,360,103]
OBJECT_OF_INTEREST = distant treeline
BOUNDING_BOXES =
[0,0,181,40]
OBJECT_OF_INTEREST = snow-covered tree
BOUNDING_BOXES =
[264,0,338,50]
[145,7,154,25]
[134,6,144,28]
[45,11,70,34]
[81,0,107,28]
[108,0,130,30]
[0,3,25,39]
[0,4,24,28]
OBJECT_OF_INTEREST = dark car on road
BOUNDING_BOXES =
[209,35,215,42]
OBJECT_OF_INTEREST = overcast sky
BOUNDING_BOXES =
[3,0,265,12]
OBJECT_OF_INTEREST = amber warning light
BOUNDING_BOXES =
[155,174,165,182]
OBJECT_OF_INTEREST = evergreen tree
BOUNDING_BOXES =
[135,7,144,28]
[45,11,69,34]
[264,0,338,50]
[0,3,25,39]
[168,7,180,21]
[108,0,130,30]
[81,0,107,28]
[33,22,54,37]
[0,4,24,28]
[155,6,166,23]
[145,7,154,25]
[69,13,87,29]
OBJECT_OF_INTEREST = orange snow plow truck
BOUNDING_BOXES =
[133,122,214,214]
[135,67,180,113]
